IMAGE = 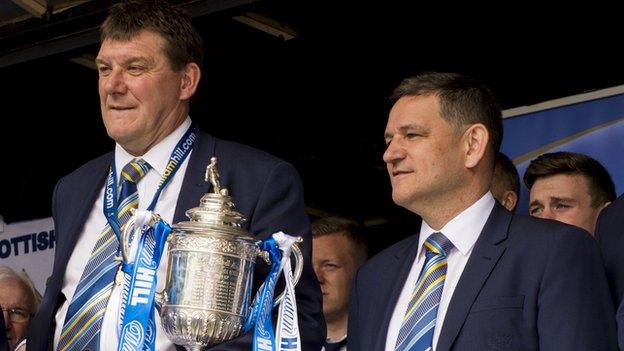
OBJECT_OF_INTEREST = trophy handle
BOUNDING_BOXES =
[272,242,304,307]
[120,210,140,264]
[119,210,162,265]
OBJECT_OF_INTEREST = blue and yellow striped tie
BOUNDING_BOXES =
[57,159,151,351]
[395,232,453,351]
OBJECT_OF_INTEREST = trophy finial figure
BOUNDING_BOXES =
[206,157,222,194]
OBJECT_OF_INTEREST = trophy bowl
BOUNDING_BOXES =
[160,228,258,348]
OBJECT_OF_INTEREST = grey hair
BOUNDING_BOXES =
[0,266,42,312]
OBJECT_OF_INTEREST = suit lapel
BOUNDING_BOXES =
[435,204,511,351]
[373,234,422,350]
[173,131,216,223]
[56,154,112,272]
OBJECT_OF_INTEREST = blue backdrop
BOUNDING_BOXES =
[501,91,624,214]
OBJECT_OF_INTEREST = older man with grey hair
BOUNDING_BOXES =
[0,267,40,350]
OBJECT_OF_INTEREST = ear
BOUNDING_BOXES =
[179,62,201,100]
[463,123,489,169]
[598,201,611,212]
[501,190,518,212]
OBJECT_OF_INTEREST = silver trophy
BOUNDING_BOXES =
[121,157,303,351]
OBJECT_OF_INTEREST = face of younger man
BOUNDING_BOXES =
[529,173,607,235]
[312,234,361,323]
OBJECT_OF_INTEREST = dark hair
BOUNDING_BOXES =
[311,216,369,263]
[101,0,203,71]
[493,152,520,197]
[524,151,616,207]
[390,72,503,161]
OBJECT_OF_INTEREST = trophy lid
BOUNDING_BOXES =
[173,157,252,239]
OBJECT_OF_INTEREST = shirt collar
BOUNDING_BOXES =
[114,117,192,181]
[417,191,496,258]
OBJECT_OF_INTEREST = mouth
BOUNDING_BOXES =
[391,169,412,177]
[108,105,135,111]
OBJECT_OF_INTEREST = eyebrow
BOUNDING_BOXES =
[528,200,543,208]
[549,197,577,203]
[384,123,428,140]
[529,197,577,208]
[320,258,341,264]
[94,57,153,66]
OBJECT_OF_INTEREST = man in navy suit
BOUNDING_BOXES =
[27,1,324,350]
[348,72,617,351]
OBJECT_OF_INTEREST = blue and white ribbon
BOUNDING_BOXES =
[273,232,301,351]
[246,232,301,351]
[246,237,282,351]
[117,213,172,351]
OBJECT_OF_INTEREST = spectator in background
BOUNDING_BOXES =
[490,152,520,211]
[524,151,616,235]
[0,267,40,350]
[312,217,368,351]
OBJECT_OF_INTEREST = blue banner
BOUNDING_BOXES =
[501,89,624,213]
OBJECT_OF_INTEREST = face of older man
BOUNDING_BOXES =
[96,30,198,156]
[0,278,34,350]
[383,94,467,214]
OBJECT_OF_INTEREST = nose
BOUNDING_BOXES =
[382,137,405,165]
[102,68,128,95]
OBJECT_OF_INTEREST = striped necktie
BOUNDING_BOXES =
[57,159,151,351]
[395,232,454,351]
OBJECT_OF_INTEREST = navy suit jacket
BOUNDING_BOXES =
[349,203,617,351]
[596,194,624,307]
[0,306,8,351]
[595,194,624,348]
[28,131,325,350]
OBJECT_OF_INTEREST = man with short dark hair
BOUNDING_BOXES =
[490,152,520,211]
[524,151,615,235]
[28,1,324,350]
[348,72,617,350]
[312,217,368,351]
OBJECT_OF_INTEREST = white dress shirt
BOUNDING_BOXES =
[54,118,193,351]
[385,192,496,351]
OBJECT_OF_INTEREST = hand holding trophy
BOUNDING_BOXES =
[117,157,304,351]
